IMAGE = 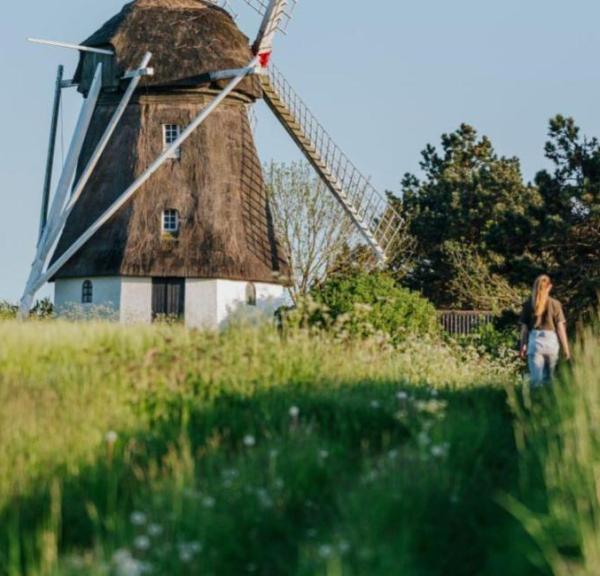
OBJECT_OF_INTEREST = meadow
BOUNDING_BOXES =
[0,319,598,576]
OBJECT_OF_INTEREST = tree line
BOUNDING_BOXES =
[267,115,599,321]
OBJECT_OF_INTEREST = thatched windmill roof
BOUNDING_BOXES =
[75,0,261,99]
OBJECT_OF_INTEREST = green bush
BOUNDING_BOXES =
[0,301,17,320]
[284,271,440,344]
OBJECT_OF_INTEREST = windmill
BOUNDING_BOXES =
[20,0,403,328]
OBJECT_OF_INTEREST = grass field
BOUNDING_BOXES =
[0,320,598,576]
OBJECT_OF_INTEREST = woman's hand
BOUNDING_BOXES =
[519,345,528,360]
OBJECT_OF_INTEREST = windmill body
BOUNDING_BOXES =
[21,0,404,324]
[50,0,290,327]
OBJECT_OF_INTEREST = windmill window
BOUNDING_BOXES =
[82,280,93,304]
[163,124,181,159]
[162,209,180,234]
[246,283,257,307]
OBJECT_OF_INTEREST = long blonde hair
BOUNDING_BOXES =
[532,275,552,320]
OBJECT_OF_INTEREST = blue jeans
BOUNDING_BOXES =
[528,330,560,387]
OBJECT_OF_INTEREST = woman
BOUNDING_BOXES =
[519,275,571,387]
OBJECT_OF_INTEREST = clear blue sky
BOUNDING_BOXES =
[1,0,599,302]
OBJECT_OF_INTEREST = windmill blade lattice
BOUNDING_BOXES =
[228,0,298,33]
[261,64,403,263]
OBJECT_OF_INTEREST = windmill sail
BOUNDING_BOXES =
[261,64,403,263]
[241,0,297,33]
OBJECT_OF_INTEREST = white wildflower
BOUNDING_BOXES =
[112,549,152,576]
[431,443,450,459]
[396,391,408,401]
[318,544,333,559]
[105,430,118,444]
[147,523,163,537]
[370,400,380,409]
[319,450,329,460]
[178,541,202,563]
[130,511,147,527]
[134,535,151,552]
[289,406,300,419]
[417,431,431,447]
[243,435,256,447]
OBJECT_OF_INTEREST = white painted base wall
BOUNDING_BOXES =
[185,279,287,330]
[54,277,287,329]
[54,277,121,320]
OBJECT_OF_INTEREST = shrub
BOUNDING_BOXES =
[283,271,440,344]
[0,301,18,320]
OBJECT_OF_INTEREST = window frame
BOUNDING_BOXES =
[162,209,180,235]
[162,124,182,160]
[246,282,257,307]
[81,280,93,304]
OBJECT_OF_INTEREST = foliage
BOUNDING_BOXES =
[265,161,356,302]
[30,297,54,319]
[443,242,527,313]
[0,301,17,320]
[505,322,600,575]
[531,116,600,318]
[396,118,599,319]
[398,123,539,309]
[453,321,520,365]
[283,271,440,344]
[0,298,54,320]
[0,321,525,576]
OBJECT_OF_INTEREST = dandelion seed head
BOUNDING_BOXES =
[289,406,300,419]
[105,430,118,444]
[243,435,256,447]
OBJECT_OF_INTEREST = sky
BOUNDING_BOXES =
[1,0,599,302]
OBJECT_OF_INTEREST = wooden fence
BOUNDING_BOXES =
[438,310,495,336]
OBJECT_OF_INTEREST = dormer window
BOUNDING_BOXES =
[163,124,181,159]
[162,209,180,235]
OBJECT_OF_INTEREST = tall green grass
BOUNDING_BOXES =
[507,324,600,575]
[1,319,597,575]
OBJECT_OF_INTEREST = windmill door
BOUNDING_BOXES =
[152,278,185,320]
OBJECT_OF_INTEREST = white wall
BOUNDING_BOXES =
[215,280,287,328]
[54,277,121,319]
[185,279,218,329]
[55,277,287,329]
[120,278,152,324]
[186,279,287,330]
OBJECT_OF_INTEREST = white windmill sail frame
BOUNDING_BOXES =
[260,63,404,264]
[19,55,155,317]
[19,64,103,316]
[28,38,115,56]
